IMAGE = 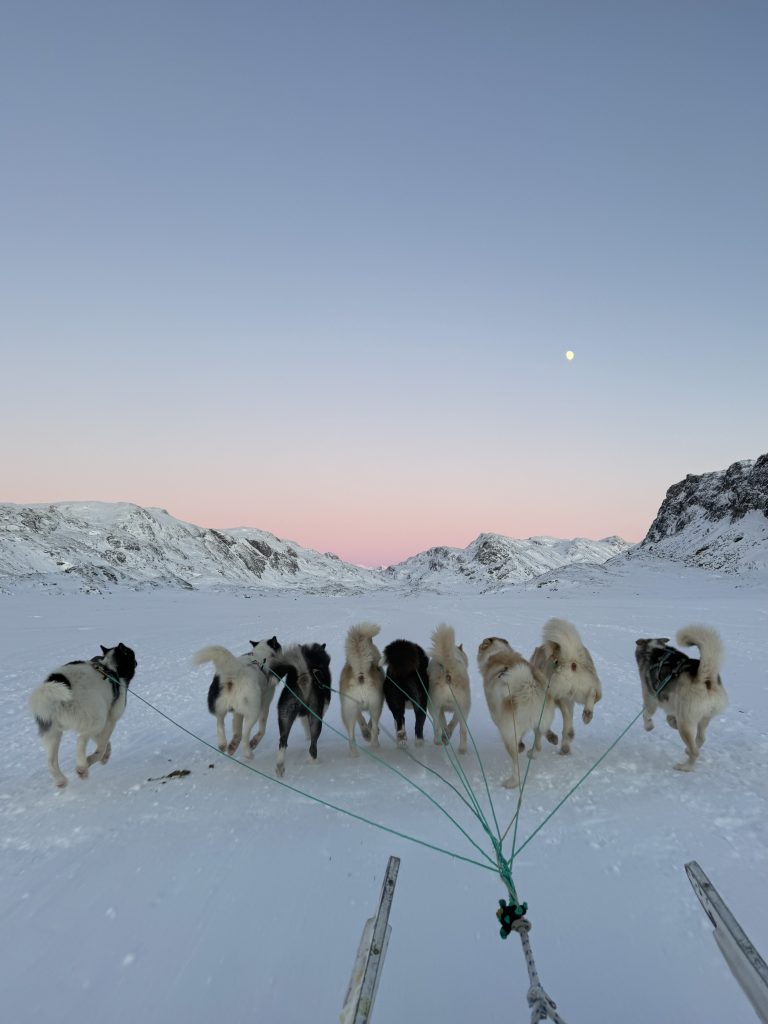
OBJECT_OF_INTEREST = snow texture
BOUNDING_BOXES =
[1,559,767,1023]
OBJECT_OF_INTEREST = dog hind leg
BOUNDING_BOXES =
[674,722,699,771]
[42,728,67,788]
[75,733,90,779]
[227,712,244,755]
[558,699,574,754]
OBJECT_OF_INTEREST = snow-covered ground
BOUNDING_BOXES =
[1,563,766,1023]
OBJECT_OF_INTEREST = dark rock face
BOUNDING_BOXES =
[638,454,768,572]
[644,456,768,542]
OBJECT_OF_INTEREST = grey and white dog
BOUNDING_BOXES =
[29,643,138,788]
[634,625,728,771]
[193,637,282,756]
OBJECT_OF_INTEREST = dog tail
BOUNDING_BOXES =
[344,622,381,674]
[270,646,311,699]
[28,676,73,732]
[192,645,241,676]
[429,623,466,680]
[542,618,585,658]
[676,625,723,684]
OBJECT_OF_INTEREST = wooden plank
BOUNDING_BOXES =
[685,860,768,1022]
[340,856,400,1024]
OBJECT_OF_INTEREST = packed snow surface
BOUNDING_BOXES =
[1,561,766,1023]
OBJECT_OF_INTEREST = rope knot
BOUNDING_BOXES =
[496,897,527,939]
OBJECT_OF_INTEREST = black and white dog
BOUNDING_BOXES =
[634,625,728,771]
[193,637,282,756]
[382,639,430,746]
[271,643,332,777]
[28,643,138,788]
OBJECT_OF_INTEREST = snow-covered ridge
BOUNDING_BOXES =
[632,453,768,573]
[0,501,629,594]
[385,532,632,591]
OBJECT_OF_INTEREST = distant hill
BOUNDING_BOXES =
[0,501,629,594]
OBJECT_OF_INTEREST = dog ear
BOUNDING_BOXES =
[268,636,280,652]
[249,640,257,648]
[321,643,326,650]
[100,645,109,655]
[458,643,464,651]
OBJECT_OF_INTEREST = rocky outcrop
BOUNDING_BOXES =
[636,454,768,572]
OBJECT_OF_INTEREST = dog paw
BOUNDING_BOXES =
[218,743,227,752]
[227,740,241,755]
[582,709,593,724]
[502,776,519,789]
[666,715,678,730]
[674,761,695,772]
[559,745,571,756]
[349,746,360,758]
[414,737,424,747]
[545,730,558,745]
[100,742,112,765]
[644,720,654,732]
[55,777,68,789]
[360,727,371,742]
[76,766,89,779]
[458,745,467,755]
[242,749,254,761]
[275,763,285,778]
[249,736,261,750]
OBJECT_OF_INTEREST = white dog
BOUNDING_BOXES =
[427,623,471,754]
[477,637,555,788]
[634,625,728,771]
[28,643,138,788]
[339,623,385,755]
[530,618,602,754]
[193,637,282,756]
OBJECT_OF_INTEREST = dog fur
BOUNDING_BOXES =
[271,642,332,777]
[530,618,602,754]
[427,624,471,754]
[382,639,430,747]
[339,623,385,755]
[28,643,138,788]
[477,637,555,788]
[634,625,728,771]
[193,637,282,756]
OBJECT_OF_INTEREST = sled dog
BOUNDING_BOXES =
[193,637,282,756]
[530,618,602,754]
[427,624,471,754]
[383,639,430,746]
[634,625,728,771]
[339,623,385,755]
[28,643,138,788]
[271,642,332,777]
[477,637,555,788]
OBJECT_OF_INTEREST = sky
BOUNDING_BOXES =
[1,0,766,567]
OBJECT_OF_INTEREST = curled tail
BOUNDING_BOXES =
[542,618,584,659]
[344,623,381,674]
[193,645,241,676]
[429,623,465,680]
[28,678,73,732]
[676,625,723,683]
[271,646,313,700]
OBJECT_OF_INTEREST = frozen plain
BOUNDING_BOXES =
[1,560,766,1023]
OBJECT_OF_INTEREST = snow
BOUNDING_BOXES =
[1,563,767,1023]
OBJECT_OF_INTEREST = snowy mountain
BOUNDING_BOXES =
[0,502,629,594]
[631,453,768,573]
[0,502,388,595]
[385,532,631,592]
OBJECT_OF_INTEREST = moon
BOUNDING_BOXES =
[565,350,574,361]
